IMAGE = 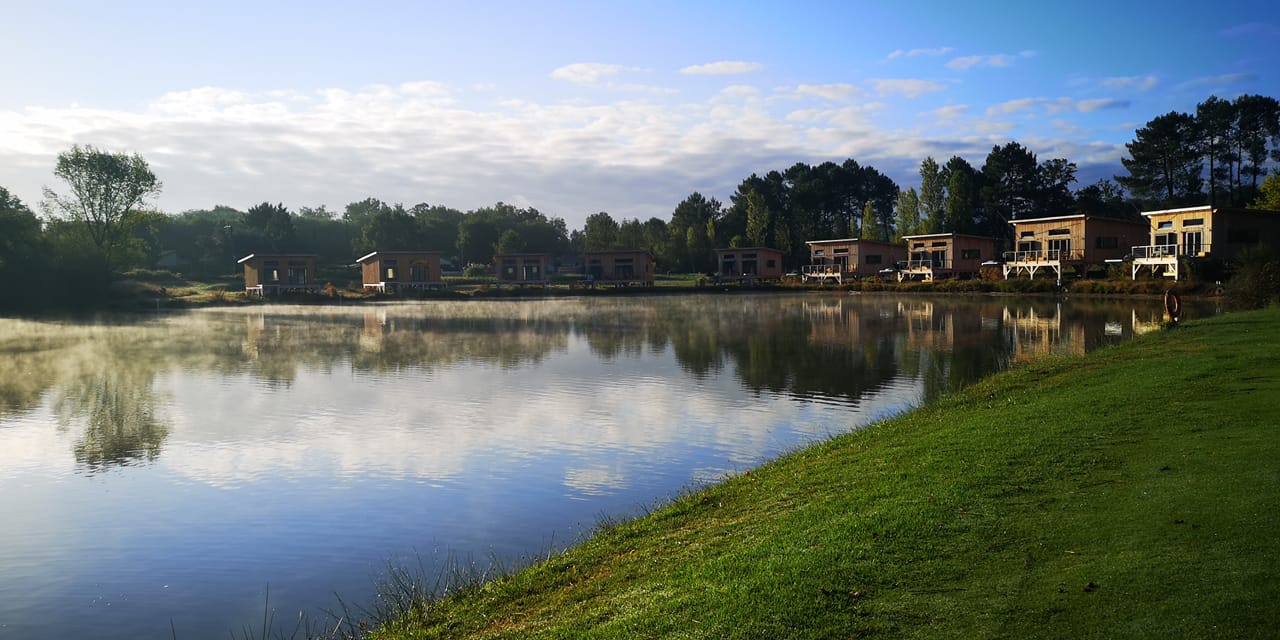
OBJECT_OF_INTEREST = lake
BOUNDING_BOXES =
[0,292,1199,638]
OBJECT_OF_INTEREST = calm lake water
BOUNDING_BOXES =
[0,293,1204,638]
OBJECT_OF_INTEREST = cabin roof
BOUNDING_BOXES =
[901,232,997,241]
[356,250,442,263]
[804,237,898,246]
[237,253,317,264]
[1141,205,1280,217]
[1009,213,1147,226]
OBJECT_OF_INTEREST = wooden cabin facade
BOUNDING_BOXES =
[583,250,655,286]
[494,253,551,286]
[899,233,997,281]
[357,251,445,291]
[1004,214,1148,283]
[1131,206,1280,280]
[713,247,785,281]
[237,253,318,295]
[802,238,904,283]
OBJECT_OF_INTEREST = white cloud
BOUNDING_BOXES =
[886,47,953,61]
[549,63,637,85]
[867,78,946,98]
[1077,98,1130,112]
[945,52,1030,70]
[986,97,1127,116]
[1101,75,1159,91]
[795,83,859,101]
[679,61,763,75]
[928,104,969,121]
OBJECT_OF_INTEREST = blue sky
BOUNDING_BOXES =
[2,0,1277,229]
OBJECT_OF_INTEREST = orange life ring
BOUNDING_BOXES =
[1164,289,1182,322]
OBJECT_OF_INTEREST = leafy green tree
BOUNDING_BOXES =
[581,211,620,251]
[1038,158,1078,213]
[243,202,296,251]
[860,202,879,240]
[894,188,921,241]
[356,204,419,254]
[41,145,162,271]
[669,192,723,271]
[1250,174,1280,210]
[342,197,393,229]
[0,187,49,306]
[745,189,770,246]
[1117,111,1203,207]
[495,228,527,254]
[943,156,982,235]
[919,157,946,233]
[1074,179,1134,219]
[980,142,1040,244]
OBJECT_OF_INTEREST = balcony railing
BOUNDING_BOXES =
[802,264,849,275]
[1002,249,1082,263]
[1131,243,1210,259]
[905,259,950,270]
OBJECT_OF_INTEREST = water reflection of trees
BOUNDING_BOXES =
[0,295,1191,472]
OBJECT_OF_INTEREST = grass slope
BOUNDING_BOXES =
[373,308,1280,639]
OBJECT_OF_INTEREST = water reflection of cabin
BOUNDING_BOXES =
[584,250,655,286]
[1004,214,1147,283]
[357,251,445,291]
[1131,206,1280,280]
[899,233,997,281]
[494,253,550,286]
[237,253,318,295]
[714,247,784,281]
[802,238,904,283]
[1003,304,1086,358]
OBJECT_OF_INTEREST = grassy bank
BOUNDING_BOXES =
[369,308,1280,639]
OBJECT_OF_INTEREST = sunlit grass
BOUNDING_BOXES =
[366,307,1280,639]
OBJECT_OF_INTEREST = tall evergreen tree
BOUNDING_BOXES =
[1196,95,1237,206]
[1116,111,1204,207]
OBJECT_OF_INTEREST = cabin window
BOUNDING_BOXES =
[502,258,517,278]
[1154,232,1177,249]
[1048,238,1071,257]
[524,262,542,279]
[960,249,980,260]
[286,261,308,285]
[1157,221,1173,230]
[1048,228,1070,236]
[865,254,882,265]
[931,241,947,248]
[833,248,849,255]
[1182,218,1204,227]
[1020,231,1035,238]
[263,260,280,283]
[912,243,926,249]
[743,253,757,259]
[813,250,825,256]
[1095,236,1119,249]
[383,259,397,281]
[410,264,430,281]
[766,259,777,268]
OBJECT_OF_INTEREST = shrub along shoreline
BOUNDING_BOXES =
[365,307,1279,639]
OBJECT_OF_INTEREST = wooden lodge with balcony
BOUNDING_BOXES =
[237,253,318,295]
[494,253,551,286]
[802,238,904,284]
[357,251,446,292]
[899,233,997,281]
[713,247,784,282]
[1131,206,1280,280]
[1004,214,1148,284]
[584,250,655,286]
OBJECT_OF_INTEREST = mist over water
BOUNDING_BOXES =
[0,293,1196,638]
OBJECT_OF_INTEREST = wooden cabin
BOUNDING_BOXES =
[713,247,785,282]
[357,251,445,291]
[802,238,904,283]
[494,253,550,286]
[583,250,655,286]
[1131,205,1280,280]
[237,253,318,295]
[1004,214,1148,283]
[899,233,997,281]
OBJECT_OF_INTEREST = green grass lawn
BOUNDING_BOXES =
[370,307,1280,639]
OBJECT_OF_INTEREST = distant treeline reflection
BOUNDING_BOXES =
[0,295,1182,472]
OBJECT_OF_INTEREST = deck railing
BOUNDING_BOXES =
[802,264,848,275]
[905,259,950,270]
[1002,249,1083,263]
[1131,243,1210,259]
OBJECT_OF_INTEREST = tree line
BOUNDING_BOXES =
[2,93,1278,308]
